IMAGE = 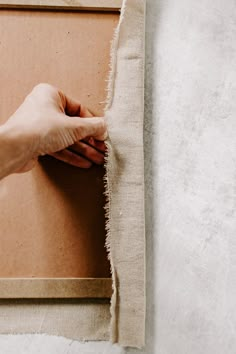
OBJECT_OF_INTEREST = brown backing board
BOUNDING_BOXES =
[0,8,119,297]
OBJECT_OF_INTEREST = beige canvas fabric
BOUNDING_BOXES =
[105,0,146,348]
[0,300,110,340]
[0,0,145,348]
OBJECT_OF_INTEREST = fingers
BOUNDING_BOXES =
[80,117,108,140]
[60,92,94,118]
[83,137,106,153]
[58,89,107,140]
[67,116,107,141]
[69,141,105,165]
[79,105,94,118]
[57,90,81,116]
[50,149,92,169]
[65,103,107,147]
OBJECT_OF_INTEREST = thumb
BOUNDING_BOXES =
[67,116,107,141]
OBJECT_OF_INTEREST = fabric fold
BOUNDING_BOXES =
[104,0,146,348]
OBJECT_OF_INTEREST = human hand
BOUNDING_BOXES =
[6,83,107,173]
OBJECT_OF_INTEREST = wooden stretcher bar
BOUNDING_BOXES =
[0,278,112,299]
[0,0,122,12]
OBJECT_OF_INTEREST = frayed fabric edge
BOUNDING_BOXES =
[103,0,127,344]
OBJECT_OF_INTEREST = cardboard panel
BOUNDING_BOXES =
[0,9,119,278]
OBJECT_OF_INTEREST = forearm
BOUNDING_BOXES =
[0,122,35,180]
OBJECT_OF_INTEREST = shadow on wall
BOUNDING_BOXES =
[127,0,160,353]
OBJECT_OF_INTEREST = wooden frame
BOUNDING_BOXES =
[0,278,112,299]
[0,1,120,300]
[0,0,122,12]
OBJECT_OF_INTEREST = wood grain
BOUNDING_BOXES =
[0,278,112,298]
[0,0,122,11]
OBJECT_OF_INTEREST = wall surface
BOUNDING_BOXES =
[0,0,236,353]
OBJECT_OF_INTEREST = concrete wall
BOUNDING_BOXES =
[1,0,235,352]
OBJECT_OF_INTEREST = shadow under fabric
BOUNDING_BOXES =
[0,0,146,348]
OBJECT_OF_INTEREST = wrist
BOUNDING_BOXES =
[0,121,37,179]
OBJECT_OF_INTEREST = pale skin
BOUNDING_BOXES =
[0,83,107,180]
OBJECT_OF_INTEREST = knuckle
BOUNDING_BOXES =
[33,83,58,96]
[79,142,89,154]
[99,118,107,131]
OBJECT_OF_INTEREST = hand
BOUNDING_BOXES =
[6,83,107,172]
